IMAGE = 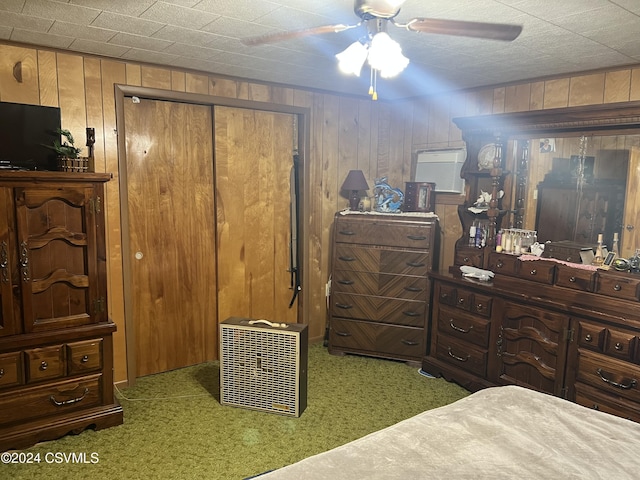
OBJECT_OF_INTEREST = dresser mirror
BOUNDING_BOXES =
[452,101,640,264]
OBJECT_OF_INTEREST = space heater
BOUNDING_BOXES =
[219,317,308,417]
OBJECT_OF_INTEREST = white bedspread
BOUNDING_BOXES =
[257,385,640,479]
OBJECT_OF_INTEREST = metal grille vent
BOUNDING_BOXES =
[219,317,308,417]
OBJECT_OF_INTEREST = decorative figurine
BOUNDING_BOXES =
[373,177,404,213]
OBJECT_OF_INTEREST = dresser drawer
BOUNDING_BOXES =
[334,245,430,276]
[455,247,484,268]
[329,318,425,360]
[24,344,65,383]
[487,252,520,277]
[575,321,606,352]
[334,218,433,249]
[332,270,427,300]
[67,338,103,375]
[331,293,425,327]
[555,264,595,291]
[436,283,457,307]
[574,382,640,423]
[0,351,23,389]
[595,272,640,301]
[575,350,640,403]
[434,334,487,377]
[437,306,491,348]
[0,374,102,427]
[516,260,555,284]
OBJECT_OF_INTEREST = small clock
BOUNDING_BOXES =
[477,144,496,170]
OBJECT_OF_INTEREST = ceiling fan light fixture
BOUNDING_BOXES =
[336,41,369,76]
[367,32,409,78]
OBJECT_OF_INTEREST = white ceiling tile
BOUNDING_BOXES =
[2,0,640,99]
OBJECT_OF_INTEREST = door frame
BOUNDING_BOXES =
[114,84,310,384]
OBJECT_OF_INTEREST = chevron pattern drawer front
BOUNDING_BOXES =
[328,212,439,364]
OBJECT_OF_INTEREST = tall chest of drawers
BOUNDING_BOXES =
[327,212,439,364]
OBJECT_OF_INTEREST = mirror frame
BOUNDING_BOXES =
[451,100,640,267]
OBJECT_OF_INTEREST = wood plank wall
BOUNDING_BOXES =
[2,40,640,383]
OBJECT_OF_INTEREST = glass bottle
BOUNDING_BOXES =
[469,221,477,247]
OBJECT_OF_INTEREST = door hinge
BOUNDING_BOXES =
[89,196,102,215]
[93,297,106,313]
[563,328,574,342]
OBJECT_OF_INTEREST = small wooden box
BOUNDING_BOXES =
[404,182,436,212]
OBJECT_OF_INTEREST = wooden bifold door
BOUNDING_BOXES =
[124,98,296,378]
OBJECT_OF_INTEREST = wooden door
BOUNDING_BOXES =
[15,183,104,333]
[214,106,297,324]
[495,301,569,396]
[622,146,640,258]
[0,187,20,337]
[125,98,217,377]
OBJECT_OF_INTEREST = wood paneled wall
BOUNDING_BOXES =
[2,40,640,383]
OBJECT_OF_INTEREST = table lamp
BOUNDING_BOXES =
[341,170,369,211]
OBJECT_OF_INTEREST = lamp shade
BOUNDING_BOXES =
[341,170,369,211]
[341,170,369,191]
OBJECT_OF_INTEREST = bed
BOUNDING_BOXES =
[257,385,640,479]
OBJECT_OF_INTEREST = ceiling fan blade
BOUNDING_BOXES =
[403,18,522,41]
[242,24,358,46]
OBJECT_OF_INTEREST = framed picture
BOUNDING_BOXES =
[539,138,556,153]
[404,182,435,212]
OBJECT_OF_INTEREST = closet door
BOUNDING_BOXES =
[214,106,297,324]
[125,98,217,377]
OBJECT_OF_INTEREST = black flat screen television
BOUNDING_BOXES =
[0,101,62,171]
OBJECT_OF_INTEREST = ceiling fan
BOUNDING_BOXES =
[242,0,523,99]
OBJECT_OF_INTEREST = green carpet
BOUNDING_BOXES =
[1,343,468,480]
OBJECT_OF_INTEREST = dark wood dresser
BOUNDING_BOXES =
[327,212,439,364]
[0,172,123,450]
[424,251,640,423]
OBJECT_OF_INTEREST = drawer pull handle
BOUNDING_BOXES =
[338,256,356,262]
[463,257,470,263]
[449,319,473,334]
[50,387,89,406]
[447,347,469,363]
[334,330,351,337]
[529,269,537,275]
[440,293,449,299]
[337,279,354,285]
[404,286,422,292]
[614,284,622,291]
[569,276,576,283]
[596,368,638,390]
[40,361,48,371]
[615,342,623,351]
[81,355,90,363]
[402,311,420,317]
[475,303,484,312]
[407,235,426,241]
[496,261,504,268]
[401,339,419,346]
[0,368,4,378]
[457,298,465,305]
[585,334,593,342]
[406,262,425,268]
[338,230,355,236]
[335,303,353,309]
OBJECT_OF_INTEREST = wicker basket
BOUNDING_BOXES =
[58,156,89,173]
